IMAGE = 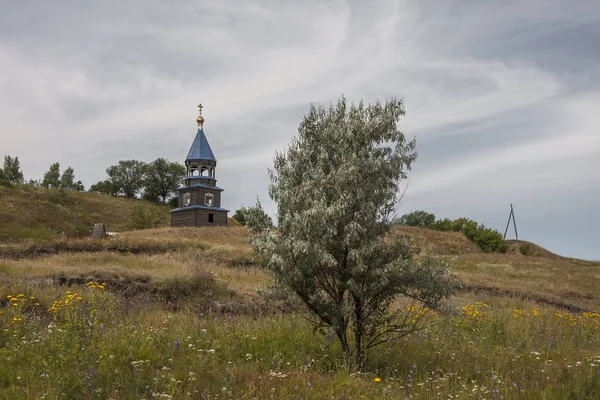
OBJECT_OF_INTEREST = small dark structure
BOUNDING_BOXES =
[91,223,107,239]
[170,104,229,227]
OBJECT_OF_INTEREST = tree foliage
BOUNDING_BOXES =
[233,205,274,227]
[0,167,8,186]
[58,166,85,191]
[40,163,84,190]
[232,208,248,226]
[106,160,146,198]
[89,180,118,195]
[42,163,61,188]
[142,158,186,203]
[60,166,75,188]
[2,155,24,184]
[247,97,459,368]
[429,217,507,253]
[393,210,436,227]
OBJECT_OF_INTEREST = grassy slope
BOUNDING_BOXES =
[0,185,172,240]
[2,225,597,311]
[1,225,599,398]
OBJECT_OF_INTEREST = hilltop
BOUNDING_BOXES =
[0,185,173,241]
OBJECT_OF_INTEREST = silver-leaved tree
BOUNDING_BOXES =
[247,97,460,368]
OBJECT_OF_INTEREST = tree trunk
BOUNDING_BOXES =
[336,324,352,361]
[353,297,366,370]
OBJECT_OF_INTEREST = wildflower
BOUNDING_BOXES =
[461,302,488,319]
[374,377,381,383]
[513,309,528,318]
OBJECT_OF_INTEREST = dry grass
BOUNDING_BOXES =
[3,224,598,313]
[1,223,599,398]
[505,239,561,258]
[0,185,171,240]
[0,226,265,304]
[452,253,600,311]
[392,226,482,255]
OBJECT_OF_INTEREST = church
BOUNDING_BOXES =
[170,105,229,227]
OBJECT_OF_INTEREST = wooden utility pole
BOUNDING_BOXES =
[503,203,518,240]
[75,201,79,231]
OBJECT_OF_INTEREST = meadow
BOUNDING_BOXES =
[0,185,171,241]
[0,226,599,399]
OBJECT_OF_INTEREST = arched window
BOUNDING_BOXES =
[191,168,199,177]
[201,167,210,177]
[204,193,214,206]
[183,193,191,206]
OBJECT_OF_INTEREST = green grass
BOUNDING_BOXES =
[0,185,172,241]
[1,285,598,399]
[0,225,599,398]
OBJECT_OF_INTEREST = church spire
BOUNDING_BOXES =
[197,103,205,129]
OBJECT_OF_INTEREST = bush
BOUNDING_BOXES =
[472,225,508,253]
[0,169,11,187]
[393,210,436,227]
[429,218,454,231]
[429,217,507,253]
[232,208,248,226]
[519,242,533,256]
[127,206,163,230]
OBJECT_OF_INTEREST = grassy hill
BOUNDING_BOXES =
[0,211,599,397]
[0,185,172,241]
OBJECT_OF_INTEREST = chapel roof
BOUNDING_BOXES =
[186,129,216,161]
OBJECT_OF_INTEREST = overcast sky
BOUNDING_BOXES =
[1,1,599,259]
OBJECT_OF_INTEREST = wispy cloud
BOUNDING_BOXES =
[0,0,599,258]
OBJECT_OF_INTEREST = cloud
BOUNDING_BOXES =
[0,0,599,258]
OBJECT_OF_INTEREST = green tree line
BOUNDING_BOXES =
[0,154,185,204]
[89,158,185,203]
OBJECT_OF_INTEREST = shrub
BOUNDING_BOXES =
[472,225,508,253]
[429,218,454,232]
[127,206,163,230]
[429,217,507,253]
[232,208,248,226]
[0,169,11,187]
[393,210,436,227]
[519,242,533,256]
